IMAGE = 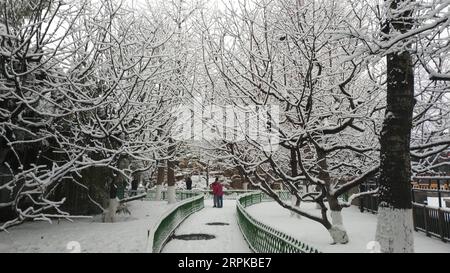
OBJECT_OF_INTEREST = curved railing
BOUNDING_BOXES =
[144,188,256,200]
[144,189,200,201]
[195,189,259,200]
[236,191,321,253]
[146,191,204,253]
[145,188,260,201]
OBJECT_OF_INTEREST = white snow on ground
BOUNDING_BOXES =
[246,202,450,253]
[0,201,174,253]
[162,199,251,253]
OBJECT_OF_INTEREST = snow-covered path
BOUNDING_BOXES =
[162,199,251,253]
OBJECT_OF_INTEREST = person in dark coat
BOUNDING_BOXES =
[185,175,193,190]
[131,178,139,196]
[110,182,118,199]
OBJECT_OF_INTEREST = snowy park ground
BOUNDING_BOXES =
[246,202,450,253]
[162,199,251,253]
[0,201,174,253]
[2,197,448,253]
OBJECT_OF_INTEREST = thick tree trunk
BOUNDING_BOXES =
[375,49,415,253]
[104,157,129,222]
[327,195,342,224]
[290,148,298,177]
[167,140,176,204]
[290,148,301,218]
[155,164,165,201]
[166,185,176,204]
[104,198,119,223]
[326,194,348,243]
[317,147,349,244]
[206,162,209,187]
[290,195,302,219]
[375,0,415,253]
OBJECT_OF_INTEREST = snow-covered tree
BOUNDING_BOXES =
[0,0,179,229]
[197,0,383,244]
[343,0,450,252]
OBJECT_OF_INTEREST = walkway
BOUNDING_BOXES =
[161,199,251,253]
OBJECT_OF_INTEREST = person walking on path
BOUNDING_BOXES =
[210,177,220,207]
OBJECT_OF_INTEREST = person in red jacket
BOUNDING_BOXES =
[216,179,224,208]
[210,177,224,208]
[210,177,218,207]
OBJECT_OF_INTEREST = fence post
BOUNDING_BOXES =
[424,205,430,237]
[438,208,445,242]
[412,204,418,231]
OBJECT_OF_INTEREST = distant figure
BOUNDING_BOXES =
[185,175,193,190]
[131,178,139,196]
[210,177,224,208]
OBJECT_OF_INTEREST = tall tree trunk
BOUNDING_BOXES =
[206,161,210,188]
[375,0,415,253]
[105,157,128,222]
[290,148,301,218]
[167,139,176,204]
[155,163,165,201]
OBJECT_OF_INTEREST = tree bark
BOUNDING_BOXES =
[155,164,165,201]
[167,139,176,204]
[317,147,349,244]
[290,148,301,218]
[375,0,415,253]
[206,161,210,187]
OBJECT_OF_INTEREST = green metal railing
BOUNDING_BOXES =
[146,191,204,253]
[145,189,259,201]
[143,189,199,201]
[236,191,321,253]
[197,189,261,200]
